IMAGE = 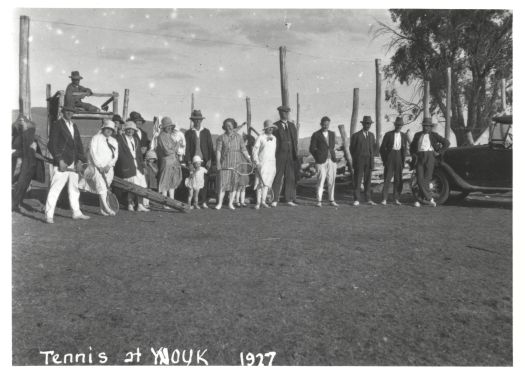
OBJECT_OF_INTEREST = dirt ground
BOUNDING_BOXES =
[12,185,512,366]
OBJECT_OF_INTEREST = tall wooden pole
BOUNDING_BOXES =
[279,46,289,108]
[122,88,130,120]
[246,97,252,136]
[19,15,31,120]
[350,88,359,136]
[190,93,195,129]
[445,68,452,141]
[296,92,300,136]
[501,78,506,113]
[112,91,119,115]
[375,59,382,149]
[423,80,430,118]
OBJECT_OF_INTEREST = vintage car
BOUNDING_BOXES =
[411,115,512,204]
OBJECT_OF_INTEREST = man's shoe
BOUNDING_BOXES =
[261,202,270,208]
[429,198,437,207]
[380,200,387,206]
[316,202,322,207]
[414,201,421,207]
[329,201,339,207]
[137,204,150,212]
[45,217,54,224]
[128,204,135,211]
[286,201,298,207]
[255,204,260,210]
[353,201,360,206]
[394,200,402,206]
[271,202,278,208]
[367,200,377,206]
[72,213,90,220]
[202,202,208,209]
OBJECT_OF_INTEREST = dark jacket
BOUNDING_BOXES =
[184,127,215,164]
[115,134,145,179]
[309,129,337,164]
[47,118,86,167]
[64,82,92,107]
[409,131,451,155]
[273,120,298,161]
[136,127,150,150]
[379,130,409,164]
[350,129,376,166]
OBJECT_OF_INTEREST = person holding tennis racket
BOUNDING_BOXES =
[80,119,119,216]
[215,118,253,210]
[252,120,277,209]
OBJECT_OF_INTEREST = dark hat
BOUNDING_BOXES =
[61,105,77,113]
[190,109,205,120]
[69,71,83,80]
[129,111,145,123]
[320,116,331,124]
[422,117,436,127]
[112,114,125,124]
[361,115,374,124]
[394,116,404,127]
[277,105,291,113]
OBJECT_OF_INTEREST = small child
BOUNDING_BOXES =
[143,150,159,208]
[185,155,208,209]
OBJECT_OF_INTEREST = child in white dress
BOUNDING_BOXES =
[185,155,208,209]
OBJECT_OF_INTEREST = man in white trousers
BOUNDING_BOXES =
[45,106,90,224]
[309,116,339,207]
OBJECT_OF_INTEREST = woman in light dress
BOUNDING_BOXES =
[81,119,119,216]
[156,116,183,207]
[252,120,277,209]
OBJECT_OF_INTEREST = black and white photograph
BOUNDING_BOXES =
[4,1,522,370]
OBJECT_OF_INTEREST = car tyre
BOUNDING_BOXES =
[410,169,450,205]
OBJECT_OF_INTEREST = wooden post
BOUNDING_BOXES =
[338,124,352,168]
[423,80,430,118]
[296,92,300,136]
[375,59,382,149]
[46,84,51,137]
[445,68,452,141]
[58,90,65,117]
[279,46,289,107]
[246,97,252,136]
[190,93,195,129]
[501,78,506,113]
[112,91,119,115]
[350,88,359,136]
[122,88,130,120]
[19,15,31,120]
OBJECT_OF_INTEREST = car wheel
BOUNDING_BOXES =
[410,169,450,204]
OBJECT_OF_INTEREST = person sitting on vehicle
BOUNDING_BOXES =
[409,117,450,207]
[64,71,100,112]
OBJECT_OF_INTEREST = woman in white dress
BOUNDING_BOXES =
[252,120,277,209]
[81,119,119,216]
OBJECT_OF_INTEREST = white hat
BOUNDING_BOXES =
[192,155,202,163]
[101,119,116,132]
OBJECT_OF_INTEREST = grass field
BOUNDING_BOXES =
[12,187,512,366]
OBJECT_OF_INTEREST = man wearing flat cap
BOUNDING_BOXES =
[185,109,215,208]
[409,117,450,207]
[350,115,377,206]
[64,71,99,112]
[44,106,90,223]
[271,105,299,207]
[380,116,409,205]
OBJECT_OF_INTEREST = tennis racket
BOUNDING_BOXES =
[219,162,254,176]
[99,169,120,214]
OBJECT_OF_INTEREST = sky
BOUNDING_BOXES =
[12,8,412,136]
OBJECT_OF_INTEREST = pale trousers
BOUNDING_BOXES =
[316,159,337,202]
[45,165,81,218]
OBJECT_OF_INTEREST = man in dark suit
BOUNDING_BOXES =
[64,71,99,112]
[128,111,150,155]
[350,115,377,206]
[380,116,409,205]
[271,105,299,207]
[309,116,339,207]
[185,110,215,208]
[44,106,90,223]
[409,117,451,207]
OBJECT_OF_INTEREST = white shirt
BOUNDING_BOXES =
[418,133,434,152]
[363,131,368,138]
[322,130,329,142]
[125,135,136,154]
[393,132,402,150]
[64,119,75,138]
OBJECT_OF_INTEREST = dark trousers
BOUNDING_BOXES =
[353,155,372,201]
[75,101,99,112]
[416,151,435,201]
[272,154,296,203]
[382,150,404,201]
[12,151,37,210]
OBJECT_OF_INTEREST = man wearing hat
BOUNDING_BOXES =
[44,106,90,223]
[309,116,339,207]
[350,115,377,206]
[185,110,215,208]
[112,114,125,137]
[128,111,150,154]
[271,105,299,207]
[379,116,410,205]
[64,71,99,112]
[409,117,450,207]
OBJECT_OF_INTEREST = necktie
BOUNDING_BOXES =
[106,138,115,159]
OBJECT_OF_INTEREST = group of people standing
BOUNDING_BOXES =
[41,96,449,223]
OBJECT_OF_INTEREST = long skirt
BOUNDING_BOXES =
[158,155,182,192]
